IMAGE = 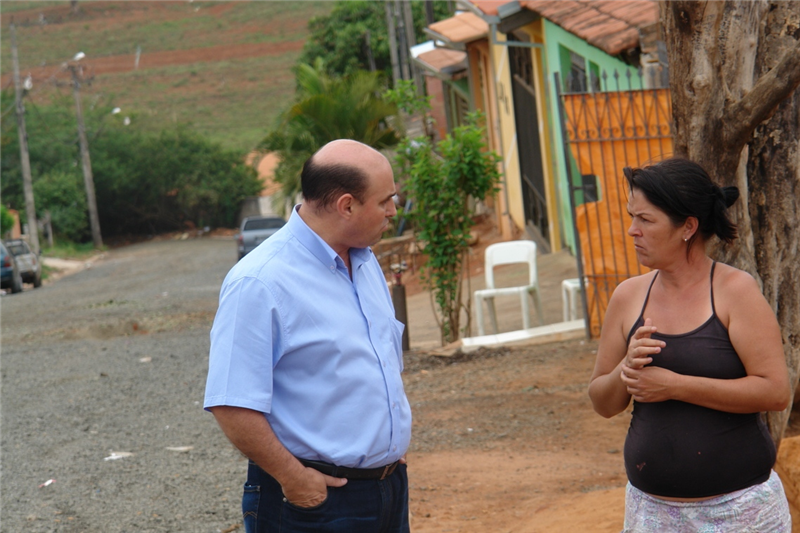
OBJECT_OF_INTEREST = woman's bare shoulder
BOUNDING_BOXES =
[713,262,759,292]
[606,270,658,317]
[712,263,764,323]
[600,271,657,343]
[612,270,658,300]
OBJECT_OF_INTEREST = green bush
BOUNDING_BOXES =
[93,126,263,235]
[389,82,501,344]
[0,205,16,236]
[33,171,90,242]
[1,89,263,241]
[299,0,452,81]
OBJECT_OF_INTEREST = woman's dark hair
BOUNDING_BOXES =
[623,158,739,246]
[301,157,368,209]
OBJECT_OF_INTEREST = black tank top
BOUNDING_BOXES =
[623,263,776,498]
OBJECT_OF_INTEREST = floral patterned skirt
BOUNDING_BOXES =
[623,470,791,533]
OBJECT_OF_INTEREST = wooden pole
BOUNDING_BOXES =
[10,23,40,254]
[69,64,103,249]
[364,30,376,72]
[384,1,401,86]
[395,0,411,81]
[401,0,425,95]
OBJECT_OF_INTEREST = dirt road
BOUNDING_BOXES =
[2,237,798,532]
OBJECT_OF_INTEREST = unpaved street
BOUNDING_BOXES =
[1,238,245,532]
[7,237,795,532]
[0,237,624,533]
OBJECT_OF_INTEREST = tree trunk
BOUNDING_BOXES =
[746,2,800,442]
[662,0,800,443]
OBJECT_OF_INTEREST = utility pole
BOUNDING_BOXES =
[10,23,40,255]
[401,0,425,95]
[394,0,411,81]
[384,1,401,86]
[68,62,103,249]
[425,0,435,26]
[401,0,416,65]
[364,30,376,72]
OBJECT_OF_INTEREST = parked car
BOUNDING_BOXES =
[5,238,42,288]
[0,242,23,294]
[236,215,286,260]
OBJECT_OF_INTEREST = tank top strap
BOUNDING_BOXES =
[636,271,659,323]
[709,261,717,316]
[626,271,660,343]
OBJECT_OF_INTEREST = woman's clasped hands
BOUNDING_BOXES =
[620,318,672,403]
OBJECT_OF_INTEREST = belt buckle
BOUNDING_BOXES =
[379,461,398,480]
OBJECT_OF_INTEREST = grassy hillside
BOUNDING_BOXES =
[0,1,333,152]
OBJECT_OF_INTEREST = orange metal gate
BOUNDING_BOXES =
[556,72,673,337]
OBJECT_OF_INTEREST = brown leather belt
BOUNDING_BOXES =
[298,458,399,480]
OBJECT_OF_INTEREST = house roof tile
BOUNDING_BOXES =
[428,11,489,43]
[416,47,468,74]
[466,0,658,55]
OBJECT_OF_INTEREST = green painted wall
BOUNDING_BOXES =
[542,20,640,253]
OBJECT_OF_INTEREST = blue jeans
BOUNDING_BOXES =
[242,460,410,533]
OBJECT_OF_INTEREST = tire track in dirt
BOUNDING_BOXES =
[1,40,304,87]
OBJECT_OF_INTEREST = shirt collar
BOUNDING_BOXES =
[287,205,374,271]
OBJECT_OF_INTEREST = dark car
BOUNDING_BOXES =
[5,238,42,288]
[236,215,286,260]
[1,242,23,294]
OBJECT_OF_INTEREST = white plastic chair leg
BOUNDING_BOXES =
[532,289,544,326]
[487,297,499,334]
[520,291,531,330]
[475,292,486,336]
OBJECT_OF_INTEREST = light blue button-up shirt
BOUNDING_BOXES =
[205,206,411,468]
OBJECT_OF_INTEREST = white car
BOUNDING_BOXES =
[5,239,42,288]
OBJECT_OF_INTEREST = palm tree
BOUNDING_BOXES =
[260,60,401,215]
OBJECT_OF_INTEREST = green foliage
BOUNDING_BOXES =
[384,80,433,116]
[261,60,401,215]
[1,90,81,209]
[1,90,263,242]
[91,126,263,235]
[299,0,452,81]
[32,171,89,242]
[0,205,15,236]
[396,111,501,345]
[41,240,101,260]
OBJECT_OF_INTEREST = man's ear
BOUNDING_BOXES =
[336,193,355,219]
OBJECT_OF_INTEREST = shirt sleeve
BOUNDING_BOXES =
[204,275,281,414]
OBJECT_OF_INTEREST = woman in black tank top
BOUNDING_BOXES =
[587,159,791,532]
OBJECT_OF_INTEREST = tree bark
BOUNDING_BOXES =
[746,2,800,442]
[662,0,800,443]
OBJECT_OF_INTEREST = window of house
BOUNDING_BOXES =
[559,45,602,93]
[567,50,587,92]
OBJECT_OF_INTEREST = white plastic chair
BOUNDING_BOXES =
[473,240,544,336]
[561,277,582,322]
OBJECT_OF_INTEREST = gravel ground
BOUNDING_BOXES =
[0,236,594,532]
[0,236,642,532]
[1,238,246,533]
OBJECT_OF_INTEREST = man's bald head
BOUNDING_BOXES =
[313,140,387,168]
[301,140,391,210]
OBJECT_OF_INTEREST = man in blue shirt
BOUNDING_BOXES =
[205,139,412,532]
